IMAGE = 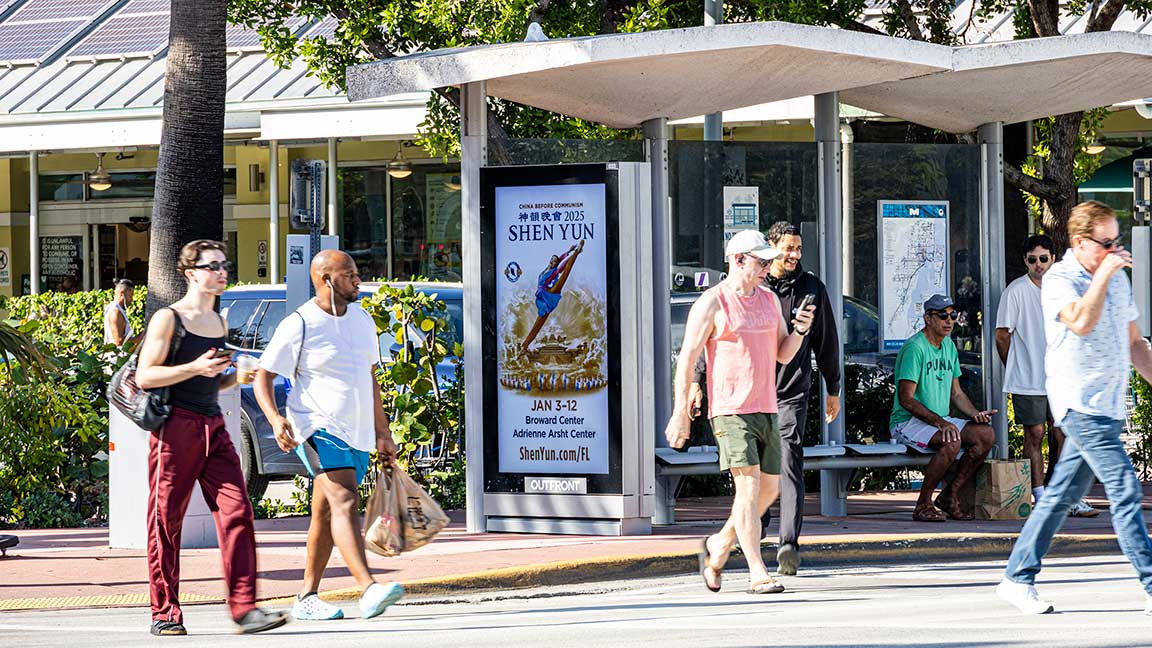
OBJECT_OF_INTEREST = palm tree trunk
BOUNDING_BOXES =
[145,0,227,318]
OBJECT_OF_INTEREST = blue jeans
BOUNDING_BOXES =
[1004,410,1152,593]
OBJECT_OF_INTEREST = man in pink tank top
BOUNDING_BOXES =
[665,229,815,595]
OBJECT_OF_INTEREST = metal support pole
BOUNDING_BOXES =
[702,1,723,142]
[978,122,1008,458]
[268,140,280,284]
[461,81,488,534]
[840,124,855,298]
[29,150,39,294]
[327,138,338,237]
[815,92,847,517]
[645,117,675,525]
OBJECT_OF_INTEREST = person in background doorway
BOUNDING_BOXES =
[995,234,1098,517]
[104,279,136,348]
[998,201,1152,615]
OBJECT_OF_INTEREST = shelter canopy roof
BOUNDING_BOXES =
[347,22,1152,133]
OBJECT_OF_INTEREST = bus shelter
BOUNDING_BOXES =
[347,22,1152,532]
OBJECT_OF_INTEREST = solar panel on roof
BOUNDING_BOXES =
[304,16,337,39]
[5,0,111,22]
[0,18,85,62]
[120,0,168,14]
[226,24,263,48]
[69,13,168,57]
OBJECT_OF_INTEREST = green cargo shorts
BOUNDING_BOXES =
[710,413,781,475]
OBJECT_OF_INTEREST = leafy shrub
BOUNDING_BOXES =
[0,289,136,527]
[361,284,465,506]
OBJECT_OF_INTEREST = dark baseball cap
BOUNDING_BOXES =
[923,294,954,312]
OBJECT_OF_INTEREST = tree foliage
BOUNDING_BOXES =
[229,0,1147,239]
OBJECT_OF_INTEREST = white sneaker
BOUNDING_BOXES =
[291,593,344,621]
[997,578,1054,614]
[359,582,404,619]
[1144,593,1152,616]
[1068,500,1100,517]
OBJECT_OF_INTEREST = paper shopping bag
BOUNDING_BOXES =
[975,459,1033,520]
[364,469,404,557]
[393,467,450,552]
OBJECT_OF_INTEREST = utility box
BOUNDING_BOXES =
[478,162,655,535]
[109,388,242,549]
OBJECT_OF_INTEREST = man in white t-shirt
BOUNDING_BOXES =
[996,234,1097,517]
[255,250,404,622]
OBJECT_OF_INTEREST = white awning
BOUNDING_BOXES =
[347,22,1152,133]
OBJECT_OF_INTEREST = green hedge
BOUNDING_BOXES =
[0,289,138,528]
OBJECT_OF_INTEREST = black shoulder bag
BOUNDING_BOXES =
[107,307,186,431]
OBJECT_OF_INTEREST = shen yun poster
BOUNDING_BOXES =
[495,183,609,475]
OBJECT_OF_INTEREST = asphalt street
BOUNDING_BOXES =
[0,555,1147,647]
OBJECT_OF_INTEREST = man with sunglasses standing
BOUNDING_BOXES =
[890,294,996,522]
[667,229,814,595]
[999,201,1152,615]
[996,235,1098,517]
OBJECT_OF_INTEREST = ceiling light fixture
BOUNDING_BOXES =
[89,153,112,191]
[387,148,412,179]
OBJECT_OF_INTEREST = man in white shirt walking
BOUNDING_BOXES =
[995,234,1097,517]
[998,201,1152,615]
[255,249,404,621]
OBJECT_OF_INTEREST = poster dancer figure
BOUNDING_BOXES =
[521,239,585,353]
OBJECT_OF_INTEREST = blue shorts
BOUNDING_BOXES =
[535,289,562,317]
[294,429,371,484]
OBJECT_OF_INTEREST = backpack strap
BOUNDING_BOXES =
[163,307,186,366]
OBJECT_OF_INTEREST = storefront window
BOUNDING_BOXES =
[391,164,461,281]
[38,174,85,201]
[339,163,462,282]
[89,171,157,200]
[340,166,390,281]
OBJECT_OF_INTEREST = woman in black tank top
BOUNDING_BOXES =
[167,315,226,416]
[128,240,287,635]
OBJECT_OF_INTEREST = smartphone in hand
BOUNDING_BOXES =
[795,293,815,313]
[214,347,234,359]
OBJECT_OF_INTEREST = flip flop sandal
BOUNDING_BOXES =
[697,538,722,593]
[747,578,786,594]
[912,504,947,522]
[935,498,974,521]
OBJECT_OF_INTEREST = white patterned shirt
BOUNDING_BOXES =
[1043,249,1138,424]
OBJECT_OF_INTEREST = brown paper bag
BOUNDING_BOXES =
[974,459,1033,520]
[393,467,450,552]
[364,469,404,557]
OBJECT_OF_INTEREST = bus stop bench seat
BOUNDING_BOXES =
[653,442,934,524]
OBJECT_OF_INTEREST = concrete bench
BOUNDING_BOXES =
[654,441,933,524]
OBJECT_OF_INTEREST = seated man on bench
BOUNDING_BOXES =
[890,294,996,522]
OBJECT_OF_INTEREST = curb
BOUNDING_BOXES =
[277,532,1122,603]
[0,533,1122,611]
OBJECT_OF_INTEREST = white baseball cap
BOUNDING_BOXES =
[725,229,781,261]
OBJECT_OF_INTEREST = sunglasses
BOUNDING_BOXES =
[930,310,960,321]
[1086,234,1123,250]
[1026,255,1050,265]
[739,254,771,269]
[193,260,234,273]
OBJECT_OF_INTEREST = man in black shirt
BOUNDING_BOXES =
[693,221,841,575]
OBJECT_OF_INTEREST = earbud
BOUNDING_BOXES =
[325,277,333,288]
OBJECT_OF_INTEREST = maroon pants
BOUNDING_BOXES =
[147,407,257,623]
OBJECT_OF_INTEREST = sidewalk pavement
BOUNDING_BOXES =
[0,486,1139,611]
